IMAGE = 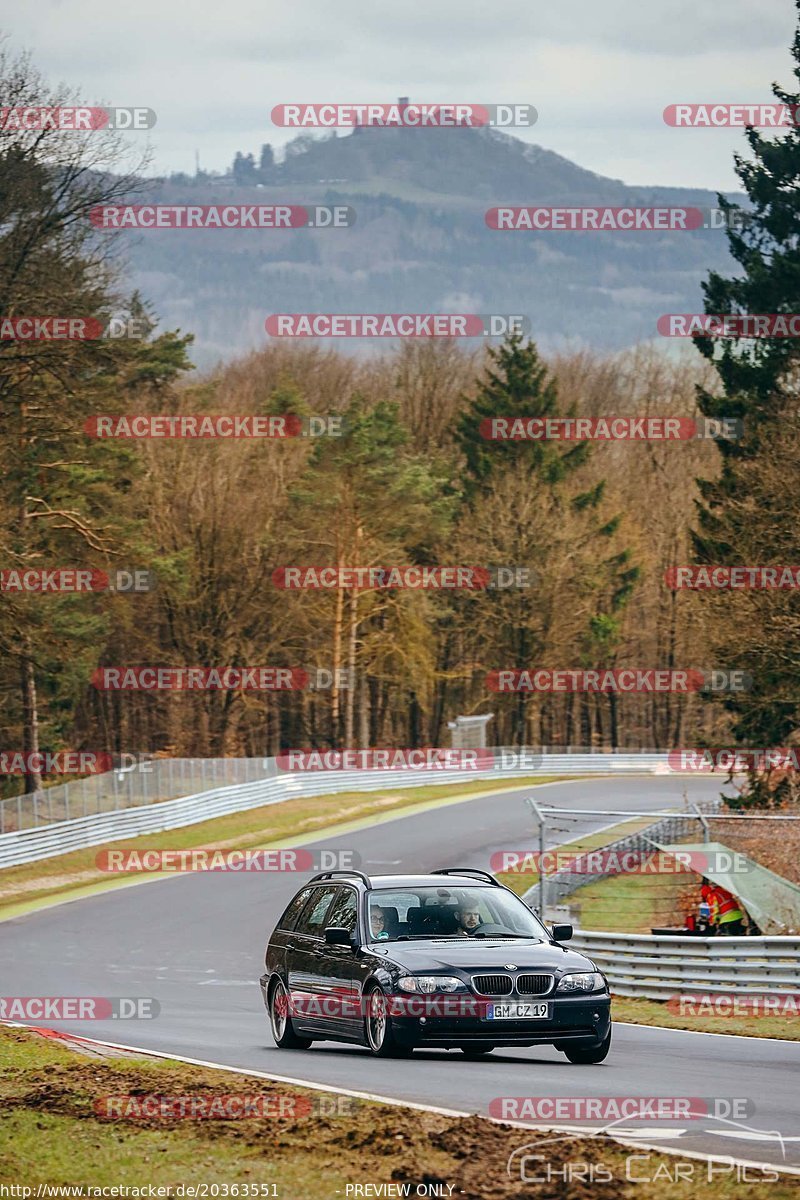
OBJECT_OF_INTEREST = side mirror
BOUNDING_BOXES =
[551,923,573,942]
[325,926,355,947]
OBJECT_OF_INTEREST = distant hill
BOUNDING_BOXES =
[125,126,739,368]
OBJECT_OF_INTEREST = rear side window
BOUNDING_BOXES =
[326,887,358,933]
[276,886,315,932]
[293,885,338,936]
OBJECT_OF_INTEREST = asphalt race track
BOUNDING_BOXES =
[2,775,799,1171]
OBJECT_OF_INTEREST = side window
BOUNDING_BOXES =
[294,885,338,937]
[277,886,315,932]
[326,888,358,933]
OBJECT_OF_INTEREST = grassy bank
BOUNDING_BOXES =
[1,1025,796,1199]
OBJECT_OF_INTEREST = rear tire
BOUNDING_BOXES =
[460,1044,494,1057]
[563,1028,611,1064]
[364,986,412,1058]
[269,978,312,1050]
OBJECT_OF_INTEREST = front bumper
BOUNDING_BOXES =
[388,993,611,1048]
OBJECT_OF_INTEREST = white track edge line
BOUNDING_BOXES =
[4,1021,798,1177]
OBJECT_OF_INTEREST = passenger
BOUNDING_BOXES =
[370,906,389,941]
[453,902,482,936]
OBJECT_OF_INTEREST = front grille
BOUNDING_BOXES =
[517,973,553,996]
[472,974,513,996]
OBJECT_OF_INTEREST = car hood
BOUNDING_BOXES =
[372,938,595,974]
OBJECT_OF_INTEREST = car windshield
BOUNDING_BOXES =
[367,885,547,943]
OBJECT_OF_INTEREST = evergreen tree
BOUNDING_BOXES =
[691,4,800,793]
[455,333,588,495]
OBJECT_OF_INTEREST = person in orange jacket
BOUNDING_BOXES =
[700,878,745,936]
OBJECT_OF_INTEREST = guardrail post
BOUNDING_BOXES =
[527,797,548,920]
[691,802,711,844]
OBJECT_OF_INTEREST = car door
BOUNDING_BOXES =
[314,886,366,1038]
[285,884,339,1033]
[267,884,316,976]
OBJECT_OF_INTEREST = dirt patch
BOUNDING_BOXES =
[715,810,800,885]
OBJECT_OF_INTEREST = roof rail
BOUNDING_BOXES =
[309,869,372,890]
[431,868,500,887]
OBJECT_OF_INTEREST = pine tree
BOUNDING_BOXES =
[455,333,588,495]
[691,4,800,791]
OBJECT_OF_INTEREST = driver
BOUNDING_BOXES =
[453,901,482,936]
[370,906,390,941]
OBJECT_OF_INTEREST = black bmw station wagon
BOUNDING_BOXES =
[259,869,611,1061]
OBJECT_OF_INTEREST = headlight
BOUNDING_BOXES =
[555,971,605,994]
[397,975,465,993]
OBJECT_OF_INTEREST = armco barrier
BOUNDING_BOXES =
[0,751,678,868]
[571,930,800,1000]
[0,748,673,834]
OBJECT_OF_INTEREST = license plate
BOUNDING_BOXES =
[487,1002,549,1020]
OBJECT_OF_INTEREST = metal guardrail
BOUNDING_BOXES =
[0,757,274,834]
[0,751,680,869]
[0,747,673,834]
[571,930,800,1000]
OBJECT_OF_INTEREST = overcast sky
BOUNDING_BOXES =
[2,0,797,189]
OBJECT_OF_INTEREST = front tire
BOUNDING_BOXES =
[364,986,412,1058]
[563,1028,611,1064]
[269,978,312,1050]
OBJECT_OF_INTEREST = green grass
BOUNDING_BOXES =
[569,868,688,932]
[612,995,800,1040]
[496,816,656,896]
[2,1025,798,1198]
